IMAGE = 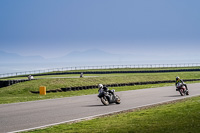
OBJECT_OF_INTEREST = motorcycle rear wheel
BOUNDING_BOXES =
[101,97,109,106]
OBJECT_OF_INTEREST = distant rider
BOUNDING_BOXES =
[80,72,83,78]
[175,77,188,91]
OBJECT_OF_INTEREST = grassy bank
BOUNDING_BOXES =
[25,96,200,133]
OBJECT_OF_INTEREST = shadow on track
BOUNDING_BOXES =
[165,95,183,97]
[84,103,118,107]
[83,105,104,107]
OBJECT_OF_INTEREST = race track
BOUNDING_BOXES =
[0,83,200,133]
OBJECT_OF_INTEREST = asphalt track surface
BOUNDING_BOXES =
[0,83,200,133]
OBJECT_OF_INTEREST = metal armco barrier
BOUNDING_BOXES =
[3,68,200,78]
[29,79,200,94]
[1,63,200,78]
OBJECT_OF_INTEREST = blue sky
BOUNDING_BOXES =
[0,0,200,59]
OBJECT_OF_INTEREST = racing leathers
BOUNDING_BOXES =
[98,86,115,96]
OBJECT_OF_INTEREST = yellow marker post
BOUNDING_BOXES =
[39,86,46,95]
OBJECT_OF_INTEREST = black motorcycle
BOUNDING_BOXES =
[98,88,121,106]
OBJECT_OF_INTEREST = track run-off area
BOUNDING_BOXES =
[0,83,199,133]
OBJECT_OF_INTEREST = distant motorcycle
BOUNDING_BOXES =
[98,88,121,106]
[176,83,189,96]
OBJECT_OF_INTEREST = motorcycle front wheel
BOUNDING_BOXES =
[115,95,121,104]
[179,89,185,96]
[186,90,189,95]
[101,97,109,106]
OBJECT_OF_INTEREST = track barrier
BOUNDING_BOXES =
[1,63,200,78]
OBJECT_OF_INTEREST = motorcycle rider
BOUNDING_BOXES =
[175,77,188,91]
[98,84,115,96]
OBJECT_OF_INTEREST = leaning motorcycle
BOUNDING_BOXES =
[98,88,121,106]
[176,83,189,96]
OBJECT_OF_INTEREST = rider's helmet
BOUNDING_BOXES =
[176,76,180,81]
[98,84,103,89]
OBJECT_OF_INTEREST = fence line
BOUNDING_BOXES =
[1,63,200,78]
